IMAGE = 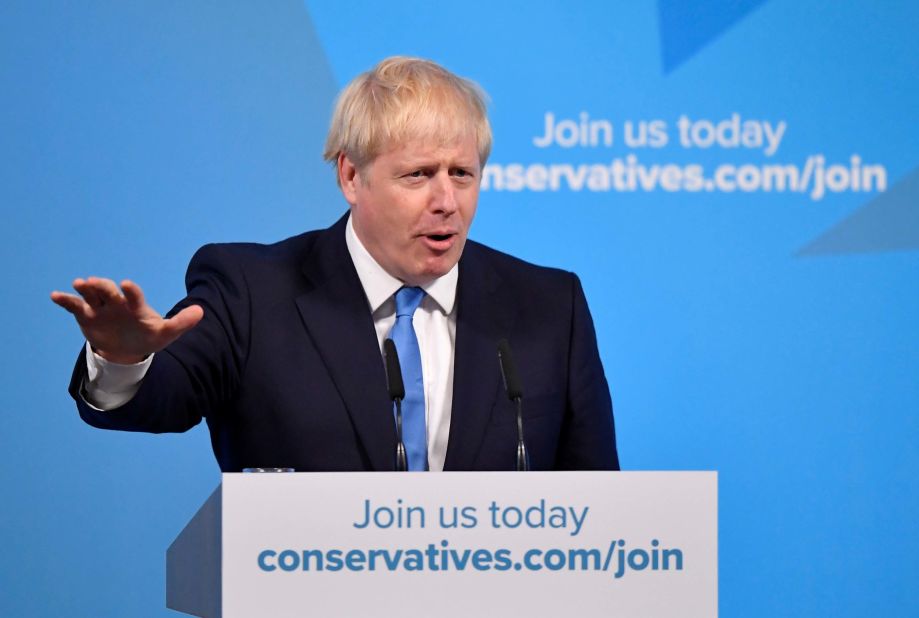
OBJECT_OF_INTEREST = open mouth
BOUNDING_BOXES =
[421,233,456,252]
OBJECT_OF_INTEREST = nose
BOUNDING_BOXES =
[430,173,458,215]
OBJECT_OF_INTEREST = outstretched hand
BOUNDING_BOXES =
[50,277,203,364]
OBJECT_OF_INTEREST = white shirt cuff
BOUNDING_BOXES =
[81,341,154,410]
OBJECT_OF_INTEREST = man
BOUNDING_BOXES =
[51,57,618,472]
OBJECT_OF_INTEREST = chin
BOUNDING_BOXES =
[405,263,451,285]
[428,258,460,276]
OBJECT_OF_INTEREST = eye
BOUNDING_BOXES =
[404,169,431,180]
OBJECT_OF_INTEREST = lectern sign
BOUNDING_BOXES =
[168,472,717,617]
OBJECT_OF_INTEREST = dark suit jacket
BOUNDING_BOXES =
[71,215,618,472]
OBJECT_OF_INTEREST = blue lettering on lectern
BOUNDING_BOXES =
[487,499,589,536]
[257,539,684,578]
[257,549,276,571]
[352,498,426,529]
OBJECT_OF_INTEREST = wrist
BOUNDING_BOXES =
[92,346,149,366]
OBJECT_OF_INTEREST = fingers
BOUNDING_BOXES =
[162,305,204,339]
[73,277,124,309]
[50,291,91,319]
[56,277,201,349]
[95,277,126,307]
[72,278,102,308]
[120,280,147,311]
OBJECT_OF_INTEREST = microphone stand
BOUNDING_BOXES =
[384,338,408,472]
[513,395,529,472]
[498,339,530,471]
[393,396,408,472]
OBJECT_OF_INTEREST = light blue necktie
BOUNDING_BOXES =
[389,287,428,471]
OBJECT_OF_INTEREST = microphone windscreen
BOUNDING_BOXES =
[497,339,524,400]
[383,338,405,400]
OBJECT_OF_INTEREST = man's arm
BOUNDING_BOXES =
[555,274,620,470]
[55,244,249,432]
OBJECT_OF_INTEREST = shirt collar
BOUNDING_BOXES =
[345,214,458,315]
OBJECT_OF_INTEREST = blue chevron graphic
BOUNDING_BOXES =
[658,0,770,74]
[797,166,919,255]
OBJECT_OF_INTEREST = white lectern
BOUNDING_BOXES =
[167,471,717,617]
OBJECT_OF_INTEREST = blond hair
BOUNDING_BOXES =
[323,56,492,179]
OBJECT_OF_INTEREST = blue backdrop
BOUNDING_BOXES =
[2,1,917,615]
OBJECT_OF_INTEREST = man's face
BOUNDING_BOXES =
[340,135,481,285]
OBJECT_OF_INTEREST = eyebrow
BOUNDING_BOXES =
[397,157,479,168]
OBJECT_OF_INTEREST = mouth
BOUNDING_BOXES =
[420,232,458,252]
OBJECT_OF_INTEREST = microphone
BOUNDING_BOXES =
[383,338,405,400]
[383,338,408,472]
[497,339,530,471]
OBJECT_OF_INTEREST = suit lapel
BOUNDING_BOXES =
[294,216,395,471]
[444,243,517,470]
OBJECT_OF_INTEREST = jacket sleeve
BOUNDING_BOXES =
[554,274,620,470]
[70,244,251,434]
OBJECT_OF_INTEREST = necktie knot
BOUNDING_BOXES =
[395,286,425,318]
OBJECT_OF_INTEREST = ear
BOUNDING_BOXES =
[338,153,361,206]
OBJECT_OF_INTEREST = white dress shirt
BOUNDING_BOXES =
[82,214,458,471]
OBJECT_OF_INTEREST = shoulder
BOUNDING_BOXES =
[459,240,587,323]
[184,224,336,293]
[462,239,579,291]
[190,229,322,267]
